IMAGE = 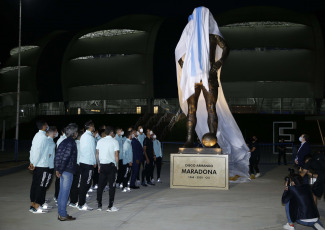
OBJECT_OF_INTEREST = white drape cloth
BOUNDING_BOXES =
[175,6,250,182]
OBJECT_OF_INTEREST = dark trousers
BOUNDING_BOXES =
[130,162,140,187]
[97,163,117,208]
[69,164,80,204]
[145,158,154,183]
[137,160,146,183]
[122,164,132,188]
[54,176,60,199]
[278,151,287,165]
[30,167,49,205]
[92,164,99,186]
[78,163,94,206]
[116,159,124,184]
[156,157,162,179]
[40,168,54,205]
[249,155,260,175]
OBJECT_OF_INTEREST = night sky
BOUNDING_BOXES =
[1,0,325,64]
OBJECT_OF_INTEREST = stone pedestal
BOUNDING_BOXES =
[170,148,228,190]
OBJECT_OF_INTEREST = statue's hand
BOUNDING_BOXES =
[210,60,222,76]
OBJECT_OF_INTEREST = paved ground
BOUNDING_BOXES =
[0,163,324,230]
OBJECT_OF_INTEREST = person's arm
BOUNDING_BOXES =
[115,151,119,170]
[96,149,100,173]
[281,186,292,204]
[143,139,149,164]
[58,141,73,175]
[129,145,133,166]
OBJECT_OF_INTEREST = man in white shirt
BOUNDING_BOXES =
[28,120,50,214]
[96,126,119,212]
[115,128,125,188]
[78,120,96,211]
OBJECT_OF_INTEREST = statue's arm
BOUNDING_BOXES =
[210,35,229,73]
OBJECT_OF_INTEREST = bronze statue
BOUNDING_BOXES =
[178,35,229,148]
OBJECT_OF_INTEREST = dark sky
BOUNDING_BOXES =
[1,0,325,64]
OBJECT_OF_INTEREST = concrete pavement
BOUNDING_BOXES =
[0,164,324,230]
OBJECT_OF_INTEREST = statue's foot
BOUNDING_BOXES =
[183,141,194,148]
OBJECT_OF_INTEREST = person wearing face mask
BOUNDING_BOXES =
[143,129,156,186]
[152,134,163,183]
[115,128,125,189]
[122,130,133,192]
[78,120,96,211]
[68,129,84,208]
[130,130,142,189]
[28,120,50,214]
[54,128,67,202]
[136,126,146,186]
[55,123,79,221]
[40,126,58,210]
[249,135,260,179]
[295,134,311,168]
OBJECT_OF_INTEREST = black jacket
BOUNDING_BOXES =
[282,184,319,222]
[54,137,77,174]
[297,142,311,167]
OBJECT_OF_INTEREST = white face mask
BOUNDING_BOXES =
[140,128,143,133]
[54,132,59,138]
[46,125,49,131]
[153,135,156,139]
[132,134,135,138]
[150,131,153,135]
[299,137,303,142]
[121,131,124,136]
[95,133,99,138]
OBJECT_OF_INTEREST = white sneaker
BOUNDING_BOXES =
[116,183,120,188]
[314,223,325,230]
[86,193,92,198]
[127,181,130,186]
[157,178,162,183]
[68,202,78,208]
[122,188,128,193]
[119,184,123,189]
[78,203,93,211]
[88,188,94,193]
[126,187,131,192]
[107,206,119,212]
[151,179,155,183]
[53,197,57,203]
[93,184,98,190]
[41,203,53,210]
[283,223,295,230]
[255,173,261,178]
[32,207,48,214]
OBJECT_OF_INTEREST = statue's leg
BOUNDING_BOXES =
[202,76,219,135]
[184,84,201,148]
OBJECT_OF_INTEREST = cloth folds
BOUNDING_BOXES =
[175,6,250,182]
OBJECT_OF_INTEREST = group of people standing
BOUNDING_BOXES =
[28,120,163,221]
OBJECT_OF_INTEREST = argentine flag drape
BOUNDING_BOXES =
[175,6,251,182]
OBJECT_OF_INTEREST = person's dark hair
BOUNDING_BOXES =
[115,127,122,133]
[84,120,94,130]
[125,130,132,138]
[98,128,106,137]
[48,126,57,133]
[65,123,78,138]
[98,124,106,130]
[105,126,114,136]
[36,120,46,130]
[303,134,309,142]
[290,173,303,186]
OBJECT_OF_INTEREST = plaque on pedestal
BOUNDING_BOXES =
[170,148,228,190]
